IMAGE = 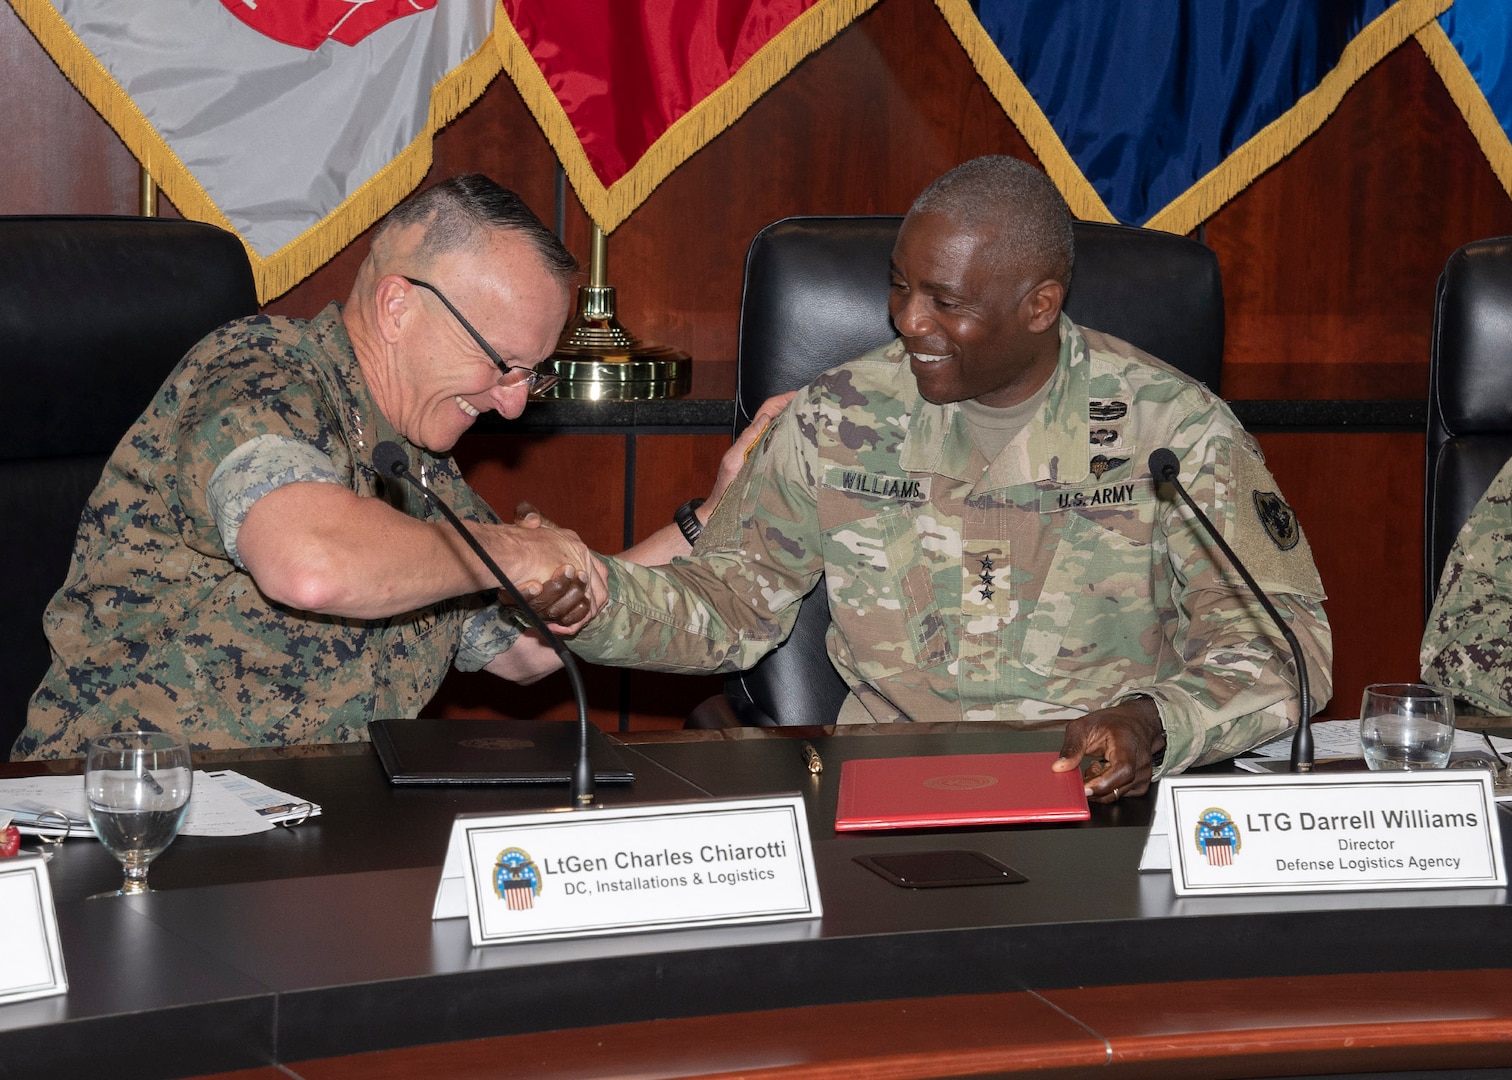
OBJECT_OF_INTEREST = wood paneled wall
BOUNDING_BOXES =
[6,0,1509,729]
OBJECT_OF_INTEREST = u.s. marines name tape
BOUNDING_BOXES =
[1151,772,1506,895]
[433,795,821,946]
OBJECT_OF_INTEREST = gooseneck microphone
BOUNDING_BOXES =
[1148,448,1314,772]
[373,441,596,806]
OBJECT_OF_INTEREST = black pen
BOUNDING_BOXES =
[800,741,823,775]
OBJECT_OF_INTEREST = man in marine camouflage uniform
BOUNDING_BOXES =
[15,176,594,759]
[1422,456,1512,715]
[551,157,1333,802]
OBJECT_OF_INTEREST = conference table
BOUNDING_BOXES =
[3,722,1512,1080]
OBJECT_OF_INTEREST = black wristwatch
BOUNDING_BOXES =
[674,498,706,545]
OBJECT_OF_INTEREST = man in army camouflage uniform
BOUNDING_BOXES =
[548,157,1333,802]
[15,176,597,759]
[1422,456,1512,715]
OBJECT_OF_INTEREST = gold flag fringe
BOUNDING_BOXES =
[935,0,1447,235]
[1415,19,1512,200]
[13,0,1476,295]
[252,40,502,300]
[498,0,882,235]
[932,0,1114,224]
[8,0,239,240]
[1148,0,1449,235]
[9,0,502,302]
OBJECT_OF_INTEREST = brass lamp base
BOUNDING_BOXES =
[542,285,690,401]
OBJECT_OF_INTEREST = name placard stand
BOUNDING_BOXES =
[1141,771,1506,895]
[433,794,822,947]
[0,852,68,1004]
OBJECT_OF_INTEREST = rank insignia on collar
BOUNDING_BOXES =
[1253,490,1300,550]
[1089,454,1129,479]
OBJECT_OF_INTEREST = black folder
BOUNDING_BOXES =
[368,718,635,786]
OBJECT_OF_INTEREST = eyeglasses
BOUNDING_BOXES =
[402,277,559,395]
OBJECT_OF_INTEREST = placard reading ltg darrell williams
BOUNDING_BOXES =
[1162,771,1506,896]
[433,795,821,946]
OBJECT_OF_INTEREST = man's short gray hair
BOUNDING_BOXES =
[910,156,1074,287]
[377,174,578,285]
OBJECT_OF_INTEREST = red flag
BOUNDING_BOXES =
[498,0,880,232]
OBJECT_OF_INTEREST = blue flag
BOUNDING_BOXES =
[938,0,1449,232]
[1418,0,1512,196]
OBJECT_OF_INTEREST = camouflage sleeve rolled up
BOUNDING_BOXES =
[207,433,344,567]
[1421,456,1512,714]
[455,607,523,671]
[570,320,1332,774]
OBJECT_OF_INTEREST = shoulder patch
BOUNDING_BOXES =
[1225,445,1325,599]
[1253,491,1300,551]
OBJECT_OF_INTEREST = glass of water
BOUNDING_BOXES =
[85,732,193,896]
[1359,683,1455,771]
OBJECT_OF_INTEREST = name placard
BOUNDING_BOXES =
[432,795,822,946]
[1158,772,1506,895]
[0,853,67,1004]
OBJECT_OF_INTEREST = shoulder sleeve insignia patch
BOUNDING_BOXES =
[1253,490,1300,551]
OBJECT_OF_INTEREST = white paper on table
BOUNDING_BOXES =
[1240,719,1512,762]
[178,772,272,835]
[0,776,91,837]
[204,769,320,826]
[0,770,317,838]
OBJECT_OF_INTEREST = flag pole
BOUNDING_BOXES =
[139,166,157,217]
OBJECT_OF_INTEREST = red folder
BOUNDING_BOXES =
[834,752,1090,832]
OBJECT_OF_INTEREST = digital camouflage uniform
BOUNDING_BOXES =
[1422,456,1512,715]
[16,304,516,760]
[571,318,1333,774]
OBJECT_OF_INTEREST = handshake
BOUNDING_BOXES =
[495,503,608,633]
[485,391,795,638]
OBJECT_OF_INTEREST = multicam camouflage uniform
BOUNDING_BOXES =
[15,304,516,760]
[571,318,1332,774]
[1422,456,1512,715]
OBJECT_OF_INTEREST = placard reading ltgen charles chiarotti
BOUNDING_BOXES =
[433,795,821,946]
[1156,771,1506,896]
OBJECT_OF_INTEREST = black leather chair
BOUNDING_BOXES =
[0,216,258,756]
[1425,236,1512,618]
[713,215,1225,727]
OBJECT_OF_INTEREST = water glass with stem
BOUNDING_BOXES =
[84,731,193,896]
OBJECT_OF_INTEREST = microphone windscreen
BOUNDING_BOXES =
[1148,447,1180,482]
[373,441,410,479]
